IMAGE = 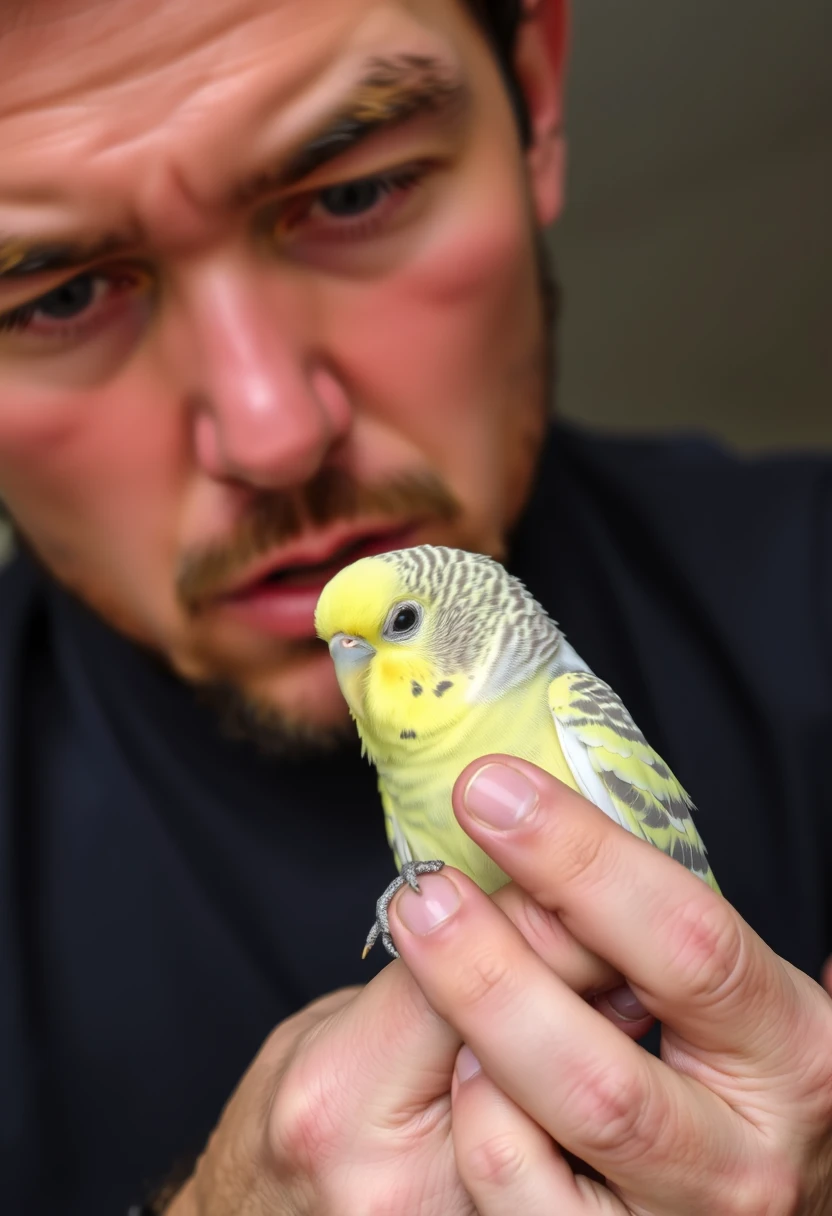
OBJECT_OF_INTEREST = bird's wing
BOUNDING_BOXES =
[548,670,719,890]
[380,780,414,872]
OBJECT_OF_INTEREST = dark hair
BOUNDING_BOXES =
[465,0,531,144]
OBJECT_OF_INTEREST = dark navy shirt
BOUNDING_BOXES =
[1,425,830,1214]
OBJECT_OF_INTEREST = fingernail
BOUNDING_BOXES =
[464,763,537,829]
[603,985,650,1022]
[456,1045,482,1082]
[396,872,461,935]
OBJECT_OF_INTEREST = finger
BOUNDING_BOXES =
[490,881,624,998]
[389,868,769,1210]
[451,1046,627,1216]
[489,885,654,1041]
[323,883,640,1111]
[590,985,655,1041]
[452,756,799,1060]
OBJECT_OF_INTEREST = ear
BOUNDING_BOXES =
[512,0,568,226]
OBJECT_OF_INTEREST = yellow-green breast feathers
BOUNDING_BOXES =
[316,545,718,893]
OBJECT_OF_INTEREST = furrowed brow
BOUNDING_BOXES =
[238,53,470,203]
[0,233,137,284]
[0,55,468,282]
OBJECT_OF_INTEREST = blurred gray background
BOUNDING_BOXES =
[552,0,831,450]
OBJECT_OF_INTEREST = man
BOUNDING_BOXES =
[1,0,830,1212]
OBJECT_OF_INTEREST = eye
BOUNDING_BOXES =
[0,272,101,334]
[392,606,418,631]
[276,165,427,249]
[32,276,96,319]
[0,266,153,349]
[384,601,423,640]
[317,178,390,218]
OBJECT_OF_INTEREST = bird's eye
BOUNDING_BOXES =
[384,601,423,639]
[393,607,417,632]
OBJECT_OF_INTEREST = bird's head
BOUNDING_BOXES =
[315,548,470,755]
[315,545,561,759]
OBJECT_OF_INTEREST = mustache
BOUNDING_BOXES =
[177,465,461,612]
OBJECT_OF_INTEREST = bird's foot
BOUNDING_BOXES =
[363,860,446,959]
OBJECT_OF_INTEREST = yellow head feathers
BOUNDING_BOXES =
[315,545,562,759]
[314,553,406,649]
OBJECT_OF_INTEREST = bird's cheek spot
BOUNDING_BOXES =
[464,763,538,830]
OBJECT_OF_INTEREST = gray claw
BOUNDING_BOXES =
[363,860,446,959]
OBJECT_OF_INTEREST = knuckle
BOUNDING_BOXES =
[268,1056,342,1176]
[666,896,747,1005]
[563,1059,655,1159]
[269,1082,324,1175]
[462,1130,529,1191]
[511,892,570,957]
[552,819,610,890]
[453,945,520,1016]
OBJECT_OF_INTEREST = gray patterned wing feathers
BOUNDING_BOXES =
[548,671,719,890]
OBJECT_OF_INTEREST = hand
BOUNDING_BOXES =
[388,756,832,1215]
[166,862,648,1213]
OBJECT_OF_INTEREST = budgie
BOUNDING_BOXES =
[315,544,718,958]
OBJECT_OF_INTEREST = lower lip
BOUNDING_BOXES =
[214,527,419,640]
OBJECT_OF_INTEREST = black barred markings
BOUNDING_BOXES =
[562,671,710,878]
[434,681,453,697]
[400,730,417,740]
[411,681,423,697]
[380,545,562,682]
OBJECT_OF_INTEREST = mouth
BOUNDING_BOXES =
[212,521,421,640]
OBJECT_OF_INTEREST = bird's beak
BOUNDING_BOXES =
[328,633,376,717]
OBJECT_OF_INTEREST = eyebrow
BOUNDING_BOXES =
[238,53,470,202]
[0,53,469,286]
[0,233,139,283]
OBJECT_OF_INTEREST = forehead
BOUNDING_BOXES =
[0,0,468,231]
[0,0,413,103]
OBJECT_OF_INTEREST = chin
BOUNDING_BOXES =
[258,647,352,726]
[197,661,355,757]
[174,635,356,753]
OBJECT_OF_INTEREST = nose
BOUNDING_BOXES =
[181,262,352,488]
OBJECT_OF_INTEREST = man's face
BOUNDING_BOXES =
[0,0,563,739]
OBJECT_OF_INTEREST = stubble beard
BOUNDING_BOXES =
[194,674,357,759]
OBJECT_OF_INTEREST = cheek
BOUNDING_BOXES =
[0,376,185,611]
[324,177,545,523]
[397,207,535,379]
[328,147,542,405]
